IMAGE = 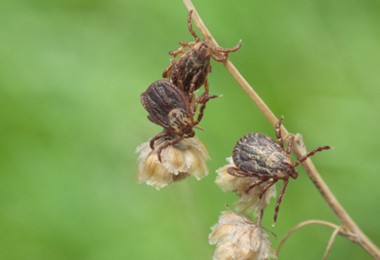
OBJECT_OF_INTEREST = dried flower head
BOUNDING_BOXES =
[216,158,276,216]
[136,136,209,190]
[209,211,276,260]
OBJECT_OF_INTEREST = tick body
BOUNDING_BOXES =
[232,133,294,179]
[140,80,214,162]
[166,41,212,97]
[163,10,241,103]
[227,117,331,223]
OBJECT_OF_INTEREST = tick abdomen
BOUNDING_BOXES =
[232,133,289,176]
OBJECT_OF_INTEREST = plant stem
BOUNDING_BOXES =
[323,227,342,260]
[182,0,380,258]
[277,220,342,256]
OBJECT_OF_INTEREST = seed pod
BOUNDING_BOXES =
[227,117,331,223]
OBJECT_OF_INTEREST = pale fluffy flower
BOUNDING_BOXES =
[136,137,209,190]
[216,158,276,216]
[209,211,276,260]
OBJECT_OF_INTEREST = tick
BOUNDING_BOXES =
[163,10,241,104]
[227,117,331,223]
[140,80,215,162]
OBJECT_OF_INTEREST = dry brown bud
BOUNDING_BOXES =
[209,211,276,260]
[136,137,209,189]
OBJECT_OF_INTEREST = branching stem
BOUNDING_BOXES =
[182,0,380,258]
[276,220,350,256]
[323,226,342,260]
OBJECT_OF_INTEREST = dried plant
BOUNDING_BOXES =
[209,211,276,260]
[137,137,209,189]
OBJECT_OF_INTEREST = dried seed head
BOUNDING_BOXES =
[209,211,276,260]
[136,137,209,189]
[216,158,276,216]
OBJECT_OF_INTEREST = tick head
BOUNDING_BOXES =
[192,41,212,60]
[288,166,299,179]
[168,108,193,134]
[184,128,195,138]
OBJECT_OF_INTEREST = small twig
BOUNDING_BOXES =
[277,220,357,258]
[181,0,380,258]
[323,227,342,260]
[277,220,341,256]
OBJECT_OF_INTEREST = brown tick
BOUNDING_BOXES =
[227,117,331,223]
[140,80,215,162]
[163,10,241,104]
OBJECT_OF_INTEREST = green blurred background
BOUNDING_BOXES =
[1,0,379,259]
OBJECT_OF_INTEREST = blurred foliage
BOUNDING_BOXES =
[1,0,379,259]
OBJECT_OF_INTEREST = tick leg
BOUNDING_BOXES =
[163,58,180,78]
[227,167,253,177]
[273,179,289,223]
[245,176,272,194]
[203,79,210,96]
[150,132,169,150]
[168,48,183,58]
[168,42,190,59]
[173,61,185,92]
[156,135,184,162]
[257,178,277,224]
[179,41,191,48]
[275,116,285,148]
[193,93,218,125]
[187,10,200,42]
[166,60,186,93]
[162,63,173,78]
[212,52,228,62]
[294,145,332,167]
[214,40,242,53]
[212,40,242,62]
[196,80,214,104]
[285,135,294,156]
[259,178,278,198]
[189,70,202,94]
[178,79,185,94]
